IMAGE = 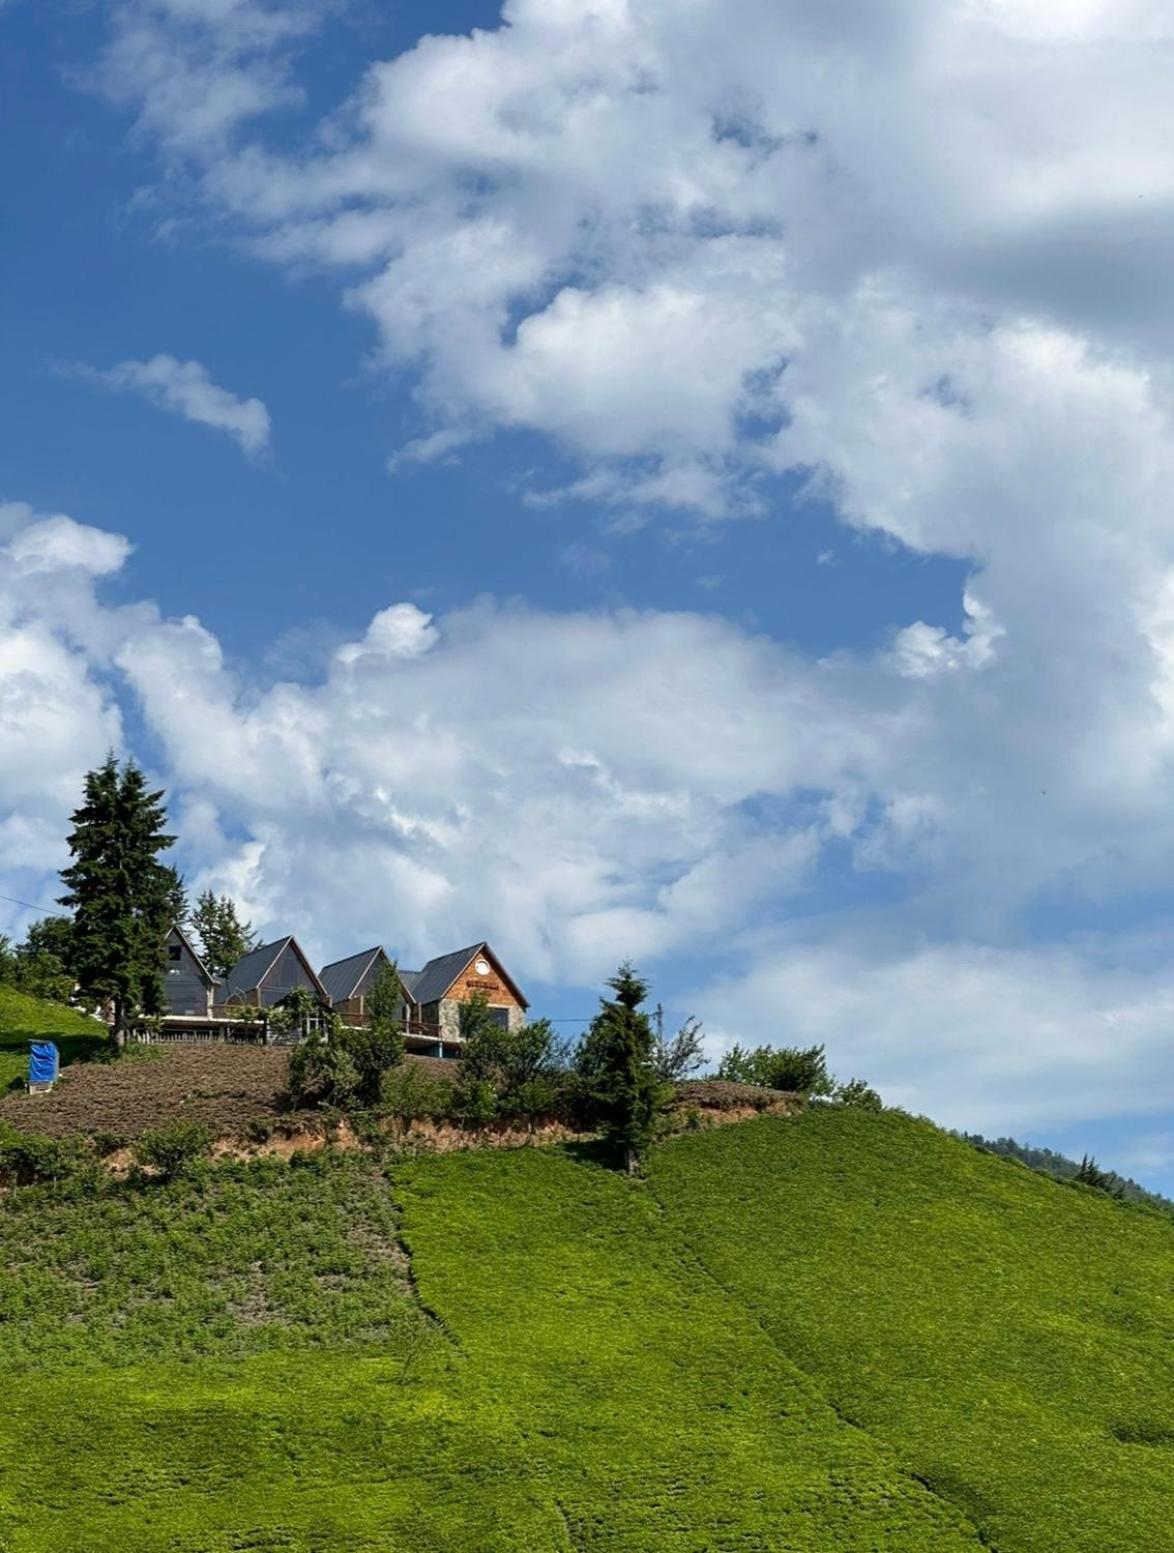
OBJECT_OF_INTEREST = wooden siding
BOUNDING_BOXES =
[445,951,526,1012]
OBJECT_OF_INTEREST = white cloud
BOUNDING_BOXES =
[88,354,271,455]
[697,939,1174,1136]
[5,497,1174,1141]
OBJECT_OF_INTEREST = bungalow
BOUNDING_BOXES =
[215,935,329,1015]
[319,940,528,1049]
[400,942,528,1042]
[318,946,407,1027]
[162,923,220,1017]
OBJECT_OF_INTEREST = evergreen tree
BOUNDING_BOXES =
[348,959,406,1105]
[161,867,190,927]
[577,962,666,1173]
[189,890,258,980]
[59,755,175,1043]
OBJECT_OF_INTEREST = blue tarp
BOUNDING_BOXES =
[29,1042,59,1086]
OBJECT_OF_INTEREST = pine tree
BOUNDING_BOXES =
[189,890,259,980]
[59,755,176,1044]
[577,962,667,1173]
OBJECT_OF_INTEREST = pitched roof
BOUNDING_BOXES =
[167,922,220,987]
[408,942,528,1009]
[319,947,387,1004]
[223,936,329,1001]
[399,969,422,1003]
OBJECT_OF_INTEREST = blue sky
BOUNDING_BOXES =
[3,0,1174,1191]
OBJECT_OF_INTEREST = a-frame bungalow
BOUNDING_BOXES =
[215,935,329,1014]
[161,922,220,1017]
[318,946,405,1027]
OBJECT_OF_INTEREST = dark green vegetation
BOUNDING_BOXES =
[1,999,1169,1551]
[0,986,105,1091]
[59,754,177,1039]
[650,1108,1174,1553]
[960,1128,1174,1214]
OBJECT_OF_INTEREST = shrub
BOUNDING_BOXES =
[716,1043,835,1096]
[832,1077,884,1110]
[0,1122,83,1185]
[381,1062,453,1130]
[132,1121,212,1180]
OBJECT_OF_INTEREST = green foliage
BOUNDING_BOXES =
[650,1107,1174,1553]
[652,1006,706,1082]
[132,1120,213,1180]
[188,890,258,980]
[1075,1153,1126,1199]
[287,998,407,1112]
[3,1119,1170,1550]
[958,1130,1173,1214]
[0,984,107,1090]
[717,1040,835,1095]
[454,997,568,1125]
[58,755,176,1038]
[832,1076,884,1109]
[0,1122,85,1185]
[380,1060,454,1130]
[575,962,668,1171]
[354,959,407,1097]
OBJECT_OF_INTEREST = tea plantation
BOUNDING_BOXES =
[0,1055,1171,1549]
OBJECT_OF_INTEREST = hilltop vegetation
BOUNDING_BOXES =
[0,1097,1170,1551]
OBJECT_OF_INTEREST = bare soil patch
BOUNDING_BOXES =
[0,1045,455,1143]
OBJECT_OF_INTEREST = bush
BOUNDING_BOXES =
[832,1077,884,1110]
[717,1043,834,1096]
[381,1062,453,1130]
[0,1122,83,1185]
[132,1121,212,1180]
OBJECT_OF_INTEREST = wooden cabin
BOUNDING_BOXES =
[400,942,528,1044]
[319,940,528,1055]
[162,923,219,1017]
[216,936,328,1014]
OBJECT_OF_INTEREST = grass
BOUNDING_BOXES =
[649,1106,1174,1553]
[0,986,106,1090]
[0,1102,1170,1550]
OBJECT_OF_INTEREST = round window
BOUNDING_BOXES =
[475,958,491,976]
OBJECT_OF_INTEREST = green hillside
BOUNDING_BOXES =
[0,1108,1170,1551]
[0,987,106,1090]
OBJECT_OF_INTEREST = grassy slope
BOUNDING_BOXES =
[650,1107,1174,1553]
[0,987,106,1090]
[0,1112,1169,1551]
[397,1147,981,1552]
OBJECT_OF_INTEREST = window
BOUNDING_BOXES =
[168,945,182,962]
[488,1006,510,1030]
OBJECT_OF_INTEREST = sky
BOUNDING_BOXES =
[3,0,1174,1191]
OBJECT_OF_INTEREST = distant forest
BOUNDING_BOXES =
[958,1132,1173,1216]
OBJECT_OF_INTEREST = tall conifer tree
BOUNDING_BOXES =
[577,962,666,1173]
[190,890,258,980]
[59,755,175,1043]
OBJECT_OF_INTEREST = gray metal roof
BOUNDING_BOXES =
[318,947,385,1004]
[409,943,507,1006]
[223,937,289,998]
[399,969,422,1003]
[223,935,330,1002]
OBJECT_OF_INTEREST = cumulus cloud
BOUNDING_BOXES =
[32,3,1174,1152]
[6,495,1174,1144]
[84,354,271,455]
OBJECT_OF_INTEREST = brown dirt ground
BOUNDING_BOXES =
[0,1044,798,1151]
